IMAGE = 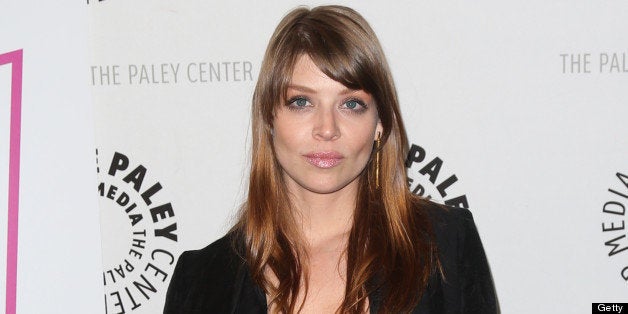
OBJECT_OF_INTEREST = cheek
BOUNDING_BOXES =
[272,116,305,156]
[357,116,379,146]
[348,126,377,157]
[356,134,376,157]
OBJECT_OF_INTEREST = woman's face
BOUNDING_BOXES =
[272,54,382,196]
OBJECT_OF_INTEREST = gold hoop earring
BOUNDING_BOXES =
[375,132,381,189]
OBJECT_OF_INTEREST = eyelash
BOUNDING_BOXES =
[285,96,368,114]
[342,98,367,112]
[286,96,311,110]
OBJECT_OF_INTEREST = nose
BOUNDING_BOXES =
[312,106,340,141]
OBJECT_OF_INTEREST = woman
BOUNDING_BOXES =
[164,5,497,314]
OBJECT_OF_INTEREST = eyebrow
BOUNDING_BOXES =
[287,84,357,95]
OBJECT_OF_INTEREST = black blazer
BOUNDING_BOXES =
[164,205,498,313]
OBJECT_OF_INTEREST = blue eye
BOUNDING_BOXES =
[345,100,358,109]
[286,96,311,111]
[342,99,367,113]
[294,98,308,107]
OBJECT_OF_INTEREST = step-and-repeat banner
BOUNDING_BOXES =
[90,1,628,313]
[89,1,628,313]
[2,0,627,313]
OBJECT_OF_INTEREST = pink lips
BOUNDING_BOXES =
[304,151,344,169]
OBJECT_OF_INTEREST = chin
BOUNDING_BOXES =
[300,178,355,195]
[304,185,344,195]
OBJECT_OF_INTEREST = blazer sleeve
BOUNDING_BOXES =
[161,235,262,314]
[458,209,499,314]
[163,250,192,314]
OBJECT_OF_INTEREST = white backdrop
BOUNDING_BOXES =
[1,2,103,314]
[89,1,628,313]
[1,0,626,313]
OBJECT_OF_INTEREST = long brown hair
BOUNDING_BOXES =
[235,5,439,313]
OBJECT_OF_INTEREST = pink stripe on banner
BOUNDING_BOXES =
[0,49,23,314]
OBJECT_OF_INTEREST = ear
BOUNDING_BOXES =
[374,120,383,140]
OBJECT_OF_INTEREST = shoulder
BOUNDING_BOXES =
[176,232,246,284]
[414,198,475,242]
[414,198,484,263]
[176,233,243,273]
[163,233,246,313]
[414,199,499,313]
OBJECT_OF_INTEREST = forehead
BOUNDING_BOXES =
[288,55,361,96]
[290,55,328,83]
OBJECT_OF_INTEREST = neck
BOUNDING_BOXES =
[286,181,357,250]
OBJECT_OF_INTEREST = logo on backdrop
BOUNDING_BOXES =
[90,61,255,86]
[405,143,469,208]
[97,150,179,313]
[560,52,628,74]
[600,172,628,283]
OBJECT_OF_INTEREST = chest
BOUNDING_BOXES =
[267,250,364,313]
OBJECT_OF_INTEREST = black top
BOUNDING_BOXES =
[163,205,498,313]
